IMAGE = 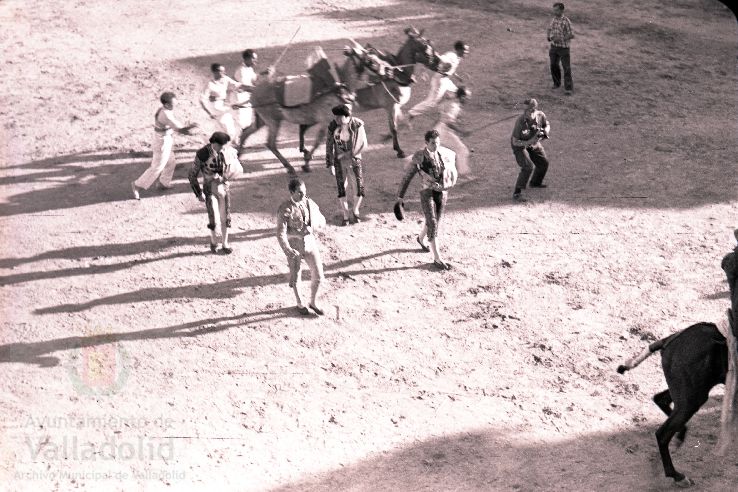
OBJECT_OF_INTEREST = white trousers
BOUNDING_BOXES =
[408,75,458,118]
[204,100,237,138]
[433,123,470,175]
[236,105,254,130]
[135,132,176,189]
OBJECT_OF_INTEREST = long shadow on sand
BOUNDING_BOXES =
[30,247,424,315]
[268,399,735,491]
[0,307,298,367]
[0,229,275,286]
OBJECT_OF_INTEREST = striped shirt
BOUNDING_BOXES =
[547,16,573,48]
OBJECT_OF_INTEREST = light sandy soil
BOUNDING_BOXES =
[1,0,737,490]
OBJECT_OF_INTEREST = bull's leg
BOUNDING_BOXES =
[653,390,688,443]
[238,114,265,156]
[389,105,404,158]
[655,400,703,486]
[265,121,296,175]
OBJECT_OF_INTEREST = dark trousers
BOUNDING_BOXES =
[334,157,365,198]
[513,144,549,190]
[549,46,573,90]
[419,188,447,241]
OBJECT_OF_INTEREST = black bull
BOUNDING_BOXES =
[617,240,738,487]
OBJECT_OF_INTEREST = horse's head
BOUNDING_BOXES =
[401,26,438,70]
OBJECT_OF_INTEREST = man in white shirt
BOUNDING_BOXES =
[233,49,259,138]
[131,92,196,200]
[408,41,469,120]
[200,63,241,138]
[433,86,471,177]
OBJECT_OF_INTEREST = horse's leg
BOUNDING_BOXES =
[298,123,315,172]
[298,124,309,154]
[238,114,265,156]
[302,126,327,173]
[389,104,404,158]
[265,120,296,175]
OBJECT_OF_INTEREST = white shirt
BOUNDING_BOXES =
[437,51,461,77]
[234,65,257,105]
[154,107,184,135]
[201,76,240,111]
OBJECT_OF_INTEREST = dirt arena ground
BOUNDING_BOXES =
[1,0,737,490]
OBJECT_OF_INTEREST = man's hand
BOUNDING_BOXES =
[287,248,300,260]
[179,124,199,135]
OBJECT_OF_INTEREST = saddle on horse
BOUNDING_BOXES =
[270,51,341,107]
[347,43,414,86]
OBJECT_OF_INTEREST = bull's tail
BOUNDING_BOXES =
[617,335,674,374]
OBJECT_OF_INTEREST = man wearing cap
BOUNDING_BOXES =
[200,63,242,137]
[396,129,458,270]
[276,178,327,316]
[131,92,197,200]
[510,98,551,202]
[189,132,236,254]
[325,104,368,225]
[547,2,575,94]
[407,41,469,121]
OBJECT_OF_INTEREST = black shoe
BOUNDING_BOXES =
[530,183,547,188]
[210,243,218,254]
[302,164,312,173]
[308,304,324,316]
[341,218,350,226]
[221,246,233,255]
[297,306,310,315]
[513,192,527,202]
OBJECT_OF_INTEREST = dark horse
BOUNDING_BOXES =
[237,29,436,173]
[336,27,438,158]
[236,48,349,174]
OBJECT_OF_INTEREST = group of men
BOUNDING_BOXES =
[127,2,576,313]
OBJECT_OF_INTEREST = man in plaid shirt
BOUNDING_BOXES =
[547,3,575,94]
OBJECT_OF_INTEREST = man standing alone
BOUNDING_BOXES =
[547,3,574,95]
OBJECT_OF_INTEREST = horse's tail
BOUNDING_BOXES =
[617,333,676,374]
